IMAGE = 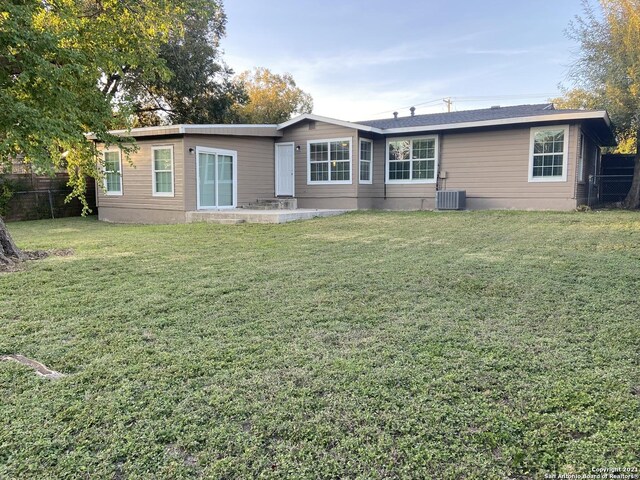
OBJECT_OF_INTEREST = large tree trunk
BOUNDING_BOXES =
[622,134,640,209]
[0,216,25,265]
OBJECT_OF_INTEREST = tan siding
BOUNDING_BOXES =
[441,124,579,206]
[96,139,185,211]
[278,121,358,203]
[355,134,380,204]
[183,135,275,209]
[99,206,186,224]
[353,135,436,209]
[356,124,581,210]
[95,120,596,220]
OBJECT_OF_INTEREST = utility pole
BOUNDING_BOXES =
[444,97,452,113]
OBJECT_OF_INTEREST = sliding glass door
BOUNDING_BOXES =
[196,147,236,209]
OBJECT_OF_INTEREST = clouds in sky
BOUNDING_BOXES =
[222,0,582,120]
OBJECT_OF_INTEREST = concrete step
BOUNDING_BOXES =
[213,219,246,225]
[243,198,297,210]
[186,211,246,224]
[186,208,349,224]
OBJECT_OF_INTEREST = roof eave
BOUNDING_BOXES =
[380,111,612,135]
[277,113,382,133]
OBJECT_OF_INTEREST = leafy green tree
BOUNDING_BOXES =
[0,0,221,264]
[550,88,637,153]
[131,4,246,125]
[233,67,313,124]
[564,0,640,208]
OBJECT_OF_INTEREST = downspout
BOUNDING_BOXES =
[383,135,387,200]
[573,125,581,200]
[432,133,442,210]
[436,133,442,192]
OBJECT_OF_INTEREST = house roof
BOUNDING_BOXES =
[276,113,379,133]
[355,104,587,129]
[89,124,281,139]
[94,103,615,146]
[279,104,615,145]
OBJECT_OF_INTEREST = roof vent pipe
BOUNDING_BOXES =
[393,111,398,119]
[410,106,416,116]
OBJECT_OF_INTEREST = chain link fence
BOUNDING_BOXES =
[1,174,96,221]
[588,174,633,207]
[7,189,73,220]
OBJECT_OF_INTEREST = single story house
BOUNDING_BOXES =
[94,103,616,223]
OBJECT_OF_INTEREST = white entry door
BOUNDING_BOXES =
[196,147,237,209]
[275,143,295,197]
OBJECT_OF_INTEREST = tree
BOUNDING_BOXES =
[0,0,221,264]
[550,88,637,153]
[233,67,313,124]
[130,4,247,126]
[564,0,640,208]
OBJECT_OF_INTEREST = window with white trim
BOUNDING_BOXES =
[529,126,569,182]
[308,138,351,183]
[386,137,437,183]
[152,146,174,196]
[577,132,585,183]
[359,139,373,183]
[103,150,122,195]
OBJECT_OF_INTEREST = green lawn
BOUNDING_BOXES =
[1,211,639,479]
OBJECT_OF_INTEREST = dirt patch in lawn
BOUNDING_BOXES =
[0,248,74,273]
[1,354,66,379]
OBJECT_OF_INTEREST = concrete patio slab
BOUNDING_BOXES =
[186,208,350,224]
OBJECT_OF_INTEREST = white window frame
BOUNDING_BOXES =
[306,137,353,185]
[385,136,438,184]
[359,138,373,184]
[195,146,238,210]
[152,145,175,197]
[528,125,570,183]
[103,149,123,196]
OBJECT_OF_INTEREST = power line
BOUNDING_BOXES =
[372,92,560,118]
[452,93,558,101]
[371,97,442,116]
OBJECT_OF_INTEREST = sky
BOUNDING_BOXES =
[221,0,588,121]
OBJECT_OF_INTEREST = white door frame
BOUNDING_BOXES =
[275,142,295,197]
[195,146,238,210]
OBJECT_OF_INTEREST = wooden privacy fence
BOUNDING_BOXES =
[0,172,96,221]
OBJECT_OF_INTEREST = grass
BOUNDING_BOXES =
[1,210,639,479]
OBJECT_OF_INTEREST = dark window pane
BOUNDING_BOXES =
[360,161,371,181]
[553,141,564,153]
[412,139,434,159]
[360,140,372,161]
[155,172,172,193]
[330,141,350,161]
[310,162,328,181]
[106,172,120,191]
[389,161,410,180]
[412,160,428,179]
[331,161,350,181]
[310,142,328,162]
